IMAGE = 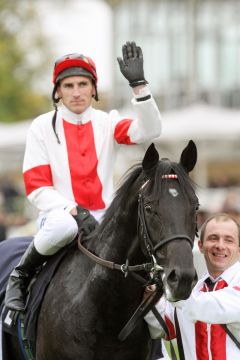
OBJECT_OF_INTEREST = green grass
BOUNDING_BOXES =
[163,339,180,359]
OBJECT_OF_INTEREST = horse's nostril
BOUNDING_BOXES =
[167,269,178,284]
[166,268,197,300]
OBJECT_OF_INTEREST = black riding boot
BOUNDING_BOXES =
[4,240,48,312]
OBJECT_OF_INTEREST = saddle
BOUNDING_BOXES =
[1,239,76,359]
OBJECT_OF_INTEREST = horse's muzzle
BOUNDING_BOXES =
[163,267,198,301]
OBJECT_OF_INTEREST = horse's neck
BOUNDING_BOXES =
[92,213,139,264]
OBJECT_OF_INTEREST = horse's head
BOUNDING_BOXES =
[138,140,198,301]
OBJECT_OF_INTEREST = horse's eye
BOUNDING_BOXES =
[145,205,151,212]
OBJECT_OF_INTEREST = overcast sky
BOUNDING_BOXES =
[36,0,113,92]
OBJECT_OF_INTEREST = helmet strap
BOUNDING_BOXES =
[94,85,99,101]
[51,109,61,144]
[52,84,61,144]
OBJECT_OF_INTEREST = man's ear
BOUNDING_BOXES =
[198,240,204,254]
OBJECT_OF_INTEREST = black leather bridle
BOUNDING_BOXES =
[137,181,195,260]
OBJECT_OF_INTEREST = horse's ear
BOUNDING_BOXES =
[179,140,197,173]
[142,143,159,171]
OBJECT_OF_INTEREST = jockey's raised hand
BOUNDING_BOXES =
[117,41,148,88]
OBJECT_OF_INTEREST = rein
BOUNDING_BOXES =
[77,233,153,277]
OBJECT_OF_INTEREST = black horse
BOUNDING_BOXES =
[4,141,199,360]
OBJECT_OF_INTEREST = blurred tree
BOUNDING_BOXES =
[105,0,126,7]
[0,0,51,123]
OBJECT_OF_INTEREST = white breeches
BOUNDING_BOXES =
[34,209,78,256]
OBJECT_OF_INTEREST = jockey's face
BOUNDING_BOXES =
[198,218,240,278]
[57,76,96,114]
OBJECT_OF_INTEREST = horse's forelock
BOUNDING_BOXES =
[149,160,197,202]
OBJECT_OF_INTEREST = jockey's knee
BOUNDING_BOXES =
[34,209,78,255]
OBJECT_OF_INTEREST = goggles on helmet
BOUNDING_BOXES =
[53,53,98,85]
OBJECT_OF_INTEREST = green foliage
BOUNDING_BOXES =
[0,0,51,122]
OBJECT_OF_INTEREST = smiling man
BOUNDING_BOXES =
[199,214,240,278]
[145,213,240,359]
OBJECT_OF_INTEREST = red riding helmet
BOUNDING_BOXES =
[53,53,98,85]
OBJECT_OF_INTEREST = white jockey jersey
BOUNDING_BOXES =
[145,261,240,360]
[23,89,162,221]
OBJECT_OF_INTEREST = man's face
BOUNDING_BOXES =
[198,219,240,278]
[57,75,95,114]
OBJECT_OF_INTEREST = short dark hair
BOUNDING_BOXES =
[200,212,240,245]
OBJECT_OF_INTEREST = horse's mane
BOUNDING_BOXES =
[100,163,143,228]
[100,158,197,230]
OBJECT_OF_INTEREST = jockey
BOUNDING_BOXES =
[4,41,162,312]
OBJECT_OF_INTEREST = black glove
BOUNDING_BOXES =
[117,41,148,88]
[73,206,98,236]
